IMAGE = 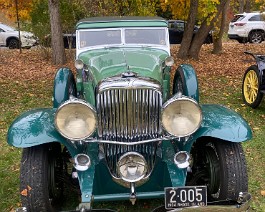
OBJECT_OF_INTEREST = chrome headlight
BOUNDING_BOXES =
[117,152,147,182]
[162,96,202,137]
[55,99,96,140]
[75,59,84,69]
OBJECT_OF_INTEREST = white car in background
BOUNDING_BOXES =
[0,23,39,49]
[228,12,265,43]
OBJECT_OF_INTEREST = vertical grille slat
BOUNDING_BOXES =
[97,77,162,178]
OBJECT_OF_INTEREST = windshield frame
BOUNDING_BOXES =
[76,27,170,55]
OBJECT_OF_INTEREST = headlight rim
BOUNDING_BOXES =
[161,95,202,137]
[54,98,97,141]
[117,152,148,183]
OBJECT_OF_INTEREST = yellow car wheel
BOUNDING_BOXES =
[242,65,263,108]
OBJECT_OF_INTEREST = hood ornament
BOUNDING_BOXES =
[122,71,136,78]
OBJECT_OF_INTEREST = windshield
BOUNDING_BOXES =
[231,15,245,22]
[0,24,15,31]
[79,29,121,48]
[125,29,166,45]
[78,28,167,48]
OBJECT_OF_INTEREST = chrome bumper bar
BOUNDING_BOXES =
[16,193,251,212]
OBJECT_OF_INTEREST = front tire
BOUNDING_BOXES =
[188,139,248,201]
[8,38,19,49]
[20,143,63,212]
[242,65,263,108]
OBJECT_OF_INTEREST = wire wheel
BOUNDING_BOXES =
[242,65,263,108]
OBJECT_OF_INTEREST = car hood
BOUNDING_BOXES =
[3,30,34,37]
[78,48,169,84]
[21,31,34,36]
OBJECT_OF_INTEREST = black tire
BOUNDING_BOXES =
[8,38,19,49]
[188,139,248,201]
[20,143,63,212]
[249,31,263,43]
[242,65,263,108]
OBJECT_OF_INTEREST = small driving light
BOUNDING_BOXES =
[162,96,202,137]
[117,152,147,182]
[75,59,84,69]
[74,154,91,171]
[55,99,96,140]
[174,151,190,169]
[165,56,174,67]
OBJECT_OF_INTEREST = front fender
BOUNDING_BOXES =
[53,68,76,108]
[173,64,199,102]
[193,104,252,142]
[7,108,76,153]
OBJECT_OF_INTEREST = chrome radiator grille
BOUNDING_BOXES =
[96,76,162,178]
[97,88,162,141]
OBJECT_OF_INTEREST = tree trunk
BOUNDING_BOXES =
[48,0,66,65]
[177,0,199,59]
[188,0,228,59]
[245,0,251,12]
[239,0,244,13]
[212,0,230,54]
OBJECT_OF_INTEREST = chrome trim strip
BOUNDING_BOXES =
[84,136,175,145]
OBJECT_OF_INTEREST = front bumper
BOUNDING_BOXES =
[16,192,251,212]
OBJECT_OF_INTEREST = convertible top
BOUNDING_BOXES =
[76,16,168,29]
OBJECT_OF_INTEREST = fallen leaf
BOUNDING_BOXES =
[20,189,28,196]
[27,185,32,191]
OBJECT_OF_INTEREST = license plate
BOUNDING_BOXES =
[165,186,207,209]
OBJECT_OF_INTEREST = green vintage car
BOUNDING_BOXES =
[8,17,252,211]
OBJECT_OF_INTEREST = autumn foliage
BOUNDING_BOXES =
[0,0,33,21]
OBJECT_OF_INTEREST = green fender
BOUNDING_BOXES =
[193,104,252,142]
[7,105,251,157]
[53,68,76,108]
[7,108,78,156]
[173,64,199,102]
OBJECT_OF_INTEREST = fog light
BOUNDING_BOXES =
[174,151,190,169]
[74,154,91,171]
[117,152,147,182]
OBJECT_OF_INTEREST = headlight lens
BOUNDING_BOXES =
[55,99,96,140]
[117,152,147,182]
[162,96,202,137]
[165,56,174,66]
[75,59,84,69]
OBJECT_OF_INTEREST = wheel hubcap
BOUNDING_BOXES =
[244,70,259,104]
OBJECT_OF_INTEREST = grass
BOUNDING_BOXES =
[0,45,265,211]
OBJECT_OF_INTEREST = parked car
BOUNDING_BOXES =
[168,20,213,44]
[228,12,265,43]
[44,33,76,48]
[8,16,252,211]
[242,51,265,108]
[0,23,38,49]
